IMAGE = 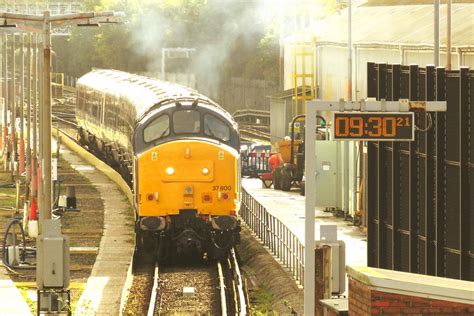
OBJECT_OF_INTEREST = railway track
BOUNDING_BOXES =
[52,88,77,127]
[239,126,270,143]
[217,248,248,315]
[150,261,220,314]
[132,248,248,315]
[52,88,250,314]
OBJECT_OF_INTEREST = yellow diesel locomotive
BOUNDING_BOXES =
[75,69,241,260]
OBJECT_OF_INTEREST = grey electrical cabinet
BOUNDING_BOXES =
[36,220,70,289]
[315,141,339,208]
[318,225,346,295]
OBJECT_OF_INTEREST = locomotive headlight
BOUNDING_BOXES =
[166,167,175,175]
[202,167,209,175]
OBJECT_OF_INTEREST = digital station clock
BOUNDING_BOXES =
[332,112,415,141]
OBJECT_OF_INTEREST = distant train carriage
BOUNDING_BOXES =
[75,69,241,260]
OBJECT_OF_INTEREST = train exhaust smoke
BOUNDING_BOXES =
[130,0,283,100]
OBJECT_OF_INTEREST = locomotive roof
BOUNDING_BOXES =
[77,69,230,122]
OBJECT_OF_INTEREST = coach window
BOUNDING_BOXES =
[144,114,169,143]
[204,114,230,142]
[173,110,200,134]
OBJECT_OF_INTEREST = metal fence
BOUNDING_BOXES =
[241,154,271,177]
[64,75,77,88]
[0,2,83,15]
[240,188,305,285]
[219,77,277,114]
[366,62,473,281]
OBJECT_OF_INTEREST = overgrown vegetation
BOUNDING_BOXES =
[250,283,276,314]
[0,187,17,208]
[18,287,37,314]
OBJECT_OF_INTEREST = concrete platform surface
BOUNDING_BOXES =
[0,267,32,316]
[242,178,367,268]
[56,144,134,315]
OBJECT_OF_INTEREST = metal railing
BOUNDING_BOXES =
[0,2,83,15]
[64,75,77,89]
[240,188,304,286]
[241,153,271,177]
[51,72,64,98]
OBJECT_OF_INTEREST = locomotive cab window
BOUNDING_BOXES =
[204,114,230,142]
[144,114,170,143]
[173,110,201,134]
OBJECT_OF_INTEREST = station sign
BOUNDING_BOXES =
[331,111,415,141]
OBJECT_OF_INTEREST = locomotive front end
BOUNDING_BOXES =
[134,103,240,260]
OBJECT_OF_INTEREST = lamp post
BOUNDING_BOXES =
[10,33,15,174]
[446,0,452,70]
[2,33,7,170]
[0,11,124,303]
[0,9,125,228]
[25,32,31,198]
[19,33,25,176]
[40,11,52,223]
[32,33,38,203]
[434,0,440,66]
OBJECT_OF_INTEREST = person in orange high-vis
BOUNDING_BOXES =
[268,153,283,189]
[268,153,282,171]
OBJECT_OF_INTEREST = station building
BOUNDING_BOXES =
[271,2,474,223]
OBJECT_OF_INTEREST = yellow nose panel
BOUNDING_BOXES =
[137,140,238,217]
[159,160,214,182]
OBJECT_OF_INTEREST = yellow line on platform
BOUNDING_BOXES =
[15,282,85,289]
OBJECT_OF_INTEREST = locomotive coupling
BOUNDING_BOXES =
[211,215,238,231]
[140,216,166,231]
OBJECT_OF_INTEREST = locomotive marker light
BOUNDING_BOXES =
[303,98,446,314]
[0,9,124,313]
[166,166,175,175]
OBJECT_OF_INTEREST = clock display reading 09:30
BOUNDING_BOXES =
[333,112,414,141]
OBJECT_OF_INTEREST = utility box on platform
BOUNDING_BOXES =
[36,220,70,289]
[315,141,339,208]
[316,224,346,295]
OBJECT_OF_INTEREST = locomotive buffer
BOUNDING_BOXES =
[303,98,446,315]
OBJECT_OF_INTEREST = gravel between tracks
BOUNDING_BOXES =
[155,262,220,314]
[123,270,154,316]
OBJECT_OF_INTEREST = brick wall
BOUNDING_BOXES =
[348,278,474,315]
[327,310,339,316]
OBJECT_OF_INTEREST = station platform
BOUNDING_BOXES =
[54,137,134,315]
[242,178,367,268]
[0,267,32,315]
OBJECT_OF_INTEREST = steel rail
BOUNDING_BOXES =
[147,263,159,316]
[239,128,270,142]
[52,114,77,128]
[217,261,227,315]
[230,248,247,315]
[53,129,75,144]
